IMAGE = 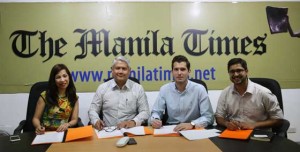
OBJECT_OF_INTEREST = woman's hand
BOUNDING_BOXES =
[56,123,70,132]
[35,126,45,135]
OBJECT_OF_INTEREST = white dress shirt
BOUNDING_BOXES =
[215,79,284,123]
[88,79,150,126]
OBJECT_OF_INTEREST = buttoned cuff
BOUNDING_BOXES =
[151,113,161,121]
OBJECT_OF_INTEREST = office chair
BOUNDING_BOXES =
[189,78,208,92]
[250,78,290,138]
[0,130,10,137]
[14,81,83,135]
[162,79,208,125]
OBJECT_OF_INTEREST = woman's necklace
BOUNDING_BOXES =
[58,94,66,99]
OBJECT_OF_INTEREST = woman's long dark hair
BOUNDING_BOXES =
[46,64,77,107]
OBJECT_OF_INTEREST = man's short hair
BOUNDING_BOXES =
[171,55,190,71]
[227,58,248,72]
[112,56,130,68]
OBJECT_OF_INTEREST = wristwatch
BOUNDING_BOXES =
[191,121,196,129]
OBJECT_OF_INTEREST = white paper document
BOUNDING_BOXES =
[153,125,177,135]
[179,129,220,140]
[96,128,123,139]
[95,126,145,139]
[121,126,145,135]
[32,131,64,145]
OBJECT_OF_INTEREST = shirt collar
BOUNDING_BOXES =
[231,79,254,95]
[173,80,190,94]
[246,79,255,94]
[111,79,130,90]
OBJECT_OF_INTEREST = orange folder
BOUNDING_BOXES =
[219,129,253,140]
[32,125,94,145]
[144,127,154,135]
[65,125,94,142]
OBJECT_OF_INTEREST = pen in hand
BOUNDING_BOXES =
[36,123,45,135]
[225,115,241,130]
[151,117,162,129]
[96,120,105,132]
[231,120,241,130]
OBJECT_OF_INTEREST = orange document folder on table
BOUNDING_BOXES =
[65,125,94,142]
[32,125,93,145]
[219,129,253,140]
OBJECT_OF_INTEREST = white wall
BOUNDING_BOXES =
[0,89,299,142]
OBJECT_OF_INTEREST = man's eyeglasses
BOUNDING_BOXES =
[228,69,245,75]
[103,126,117,132]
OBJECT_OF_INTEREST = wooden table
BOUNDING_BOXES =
[46,132,221,152]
